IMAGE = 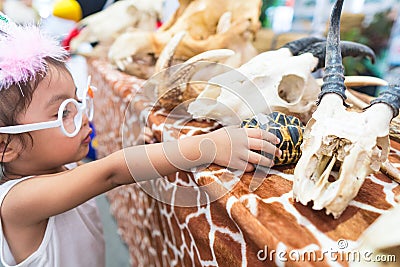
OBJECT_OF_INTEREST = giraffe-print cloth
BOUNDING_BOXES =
[90,59,400,267]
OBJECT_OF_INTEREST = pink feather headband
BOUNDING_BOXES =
[0,12,68,90]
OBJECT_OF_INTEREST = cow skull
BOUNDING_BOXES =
[293,0,400,219]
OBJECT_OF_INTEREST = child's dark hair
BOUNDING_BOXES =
[0,57,69,177]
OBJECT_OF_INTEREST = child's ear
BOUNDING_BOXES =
[0,135,21,162]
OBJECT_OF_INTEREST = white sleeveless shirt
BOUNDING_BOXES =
[0,177,105,267]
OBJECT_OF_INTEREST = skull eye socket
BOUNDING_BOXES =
[278,74,305,104]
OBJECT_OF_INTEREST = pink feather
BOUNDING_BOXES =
[0,24,68,90]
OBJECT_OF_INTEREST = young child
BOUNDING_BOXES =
[0,13,281,267]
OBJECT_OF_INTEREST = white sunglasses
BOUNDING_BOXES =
[0,76,95,137]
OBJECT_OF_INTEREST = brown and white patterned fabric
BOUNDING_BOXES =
[89,59,400,267]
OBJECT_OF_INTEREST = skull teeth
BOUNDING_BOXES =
[115,60,126,71]
[315,155,337,188]
[125,56,133,63]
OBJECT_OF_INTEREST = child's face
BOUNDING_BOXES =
[15,66,92,173]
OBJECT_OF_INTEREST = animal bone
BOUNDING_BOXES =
[316,77,400,184]
[151,31,235,111]
[70,0,162,56]
[281,36,376,70]
[351,203,400,267]
[108,0,261,78]
[381,160,400,184]
[316,75,388,88]
[316,76,388,109]
[293,0,400,219]
[187,48,320,125]
[186,19,376,126]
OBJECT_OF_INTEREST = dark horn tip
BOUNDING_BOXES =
[280,37,326,56]
[369,55,376,64]
[340,41,376,64]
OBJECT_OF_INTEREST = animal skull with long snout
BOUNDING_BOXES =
[187,48,320,125]
[293,0,400,219]
[151,31,235,112]
[186,34,376,126]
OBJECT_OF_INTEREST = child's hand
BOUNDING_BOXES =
[204,126,281,172]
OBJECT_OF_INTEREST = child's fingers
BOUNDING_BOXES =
[244,162,255,172]
[248,138,282,157]
[238,160,257,173]
[247,150,275,168]
[244,128,280,144]
[225,157,255,172]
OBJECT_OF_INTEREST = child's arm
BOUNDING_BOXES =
[2,127,280,225]
[134,126,155,145]
[108,126,281,183]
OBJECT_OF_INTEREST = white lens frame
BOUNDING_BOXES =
[0,76,94,137]
[0,99,83,137]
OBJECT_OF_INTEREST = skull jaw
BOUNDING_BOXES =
[293,119,389,219]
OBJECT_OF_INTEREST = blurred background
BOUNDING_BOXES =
[2,0,400,96]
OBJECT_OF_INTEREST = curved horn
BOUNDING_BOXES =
[282,38,375,71]
[281,36,326,55]
[339,41,375,64]
[306,41,375,70]
[318,0,346,105]
[368,84,400,118]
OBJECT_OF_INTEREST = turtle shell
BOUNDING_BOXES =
[241,111,305,165]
